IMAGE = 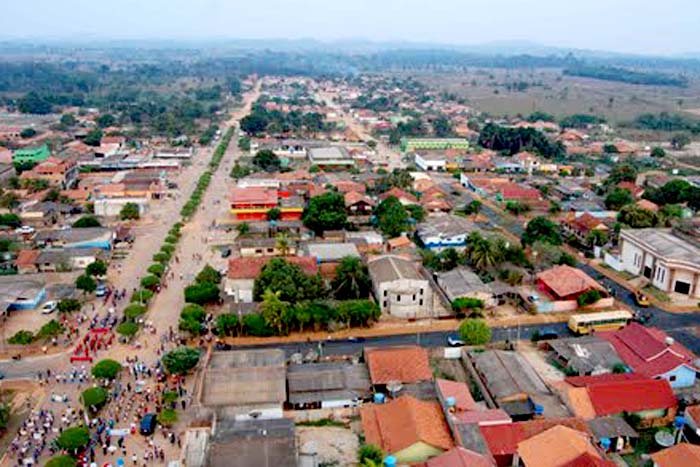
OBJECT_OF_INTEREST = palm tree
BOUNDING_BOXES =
[331,256,370,300]
[260,289,290,335]
[465,232,502,272]
[275,233,290,256]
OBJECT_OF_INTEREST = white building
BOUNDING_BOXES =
[414,152,447,172]
[620,228,700,297]
[93,197,149,217]
[368,255,433,319]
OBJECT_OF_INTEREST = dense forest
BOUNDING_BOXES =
[563,65,688,87]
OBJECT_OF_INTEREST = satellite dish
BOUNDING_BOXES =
[386,381,403,397]
[654,431,674,448]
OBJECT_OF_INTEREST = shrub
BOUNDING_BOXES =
[36,320,64,340]
[215,313,239,337]
[75,274,97,294]
[164,235,178,245]
[8,330,34,345]
[577,289,602,307]
[242,313,274,337]
[195,264,221,285]
[124,304,147,320]
[86,260,107,277]
[72,216,101,228]
[57,298,81,313]
[179,303,206,335]
[162,391,178,404]
[458,319,492,346]
[157,408,178,427]
[358,444,384,466]
[116,322,139,337]
[160,244,176,254]
[56,427,90,452]
[46,455,77,467]
[162,347,201,375]
[147,263,165,277]
[91,359,122,380]
[153,252,171,264]
[140,275,160,289]
[131,289,154,304]
[184,282,220,305]
[81,387,108,412]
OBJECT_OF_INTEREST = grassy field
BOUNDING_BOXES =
[413,68,700,125]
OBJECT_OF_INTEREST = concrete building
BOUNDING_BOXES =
[416,214,477,251]
[415,152,447,172]
[436,267,495,306]
[0,278,46,312]
[368,255,433,319]
[200,350,287,420]
[619,228,700,297]
[307,146,355,170]
[93,197,148,217]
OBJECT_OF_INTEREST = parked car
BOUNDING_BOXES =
[447,335,465,347]
[347,336,365,343]
[221,248,232,258]
[139,413,157,436]
[15,226,35,235]
[95,284,108,297]
[41,301,57,314]
[532,328,559,341]
[633,290,650,307]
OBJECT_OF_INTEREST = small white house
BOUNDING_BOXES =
[93,197,148,218]
[414,152,447,172]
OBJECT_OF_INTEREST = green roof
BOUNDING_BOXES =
[13,145,51,163]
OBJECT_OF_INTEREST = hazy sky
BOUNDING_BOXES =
[1,0,699,55]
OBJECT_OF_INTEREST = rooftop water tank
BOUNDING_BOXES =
[374,393,386,404]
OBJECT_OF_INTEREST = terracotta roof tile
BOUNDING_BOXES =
[15,250,40,268]
[586,378,677,416]
[426,447,494,467]
[650,443,700,467]
[517,425,600,467]
[480,418,591,457]
[536,265,604,299]
[435,378,477,412]
[365,346,432,384]
[360,395,453,454]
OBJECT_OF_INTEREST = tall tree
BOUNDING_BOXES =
[332,256,371,300]
[375,196,408,238]
[302,192,347,235]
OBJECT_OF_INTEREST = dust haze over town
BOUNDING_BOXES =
[0,1,700,467]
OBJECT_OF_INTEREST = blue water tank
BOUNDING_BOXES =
[384,455,397,467]
[374,393,386,404]
[446,396,456,408]
[534,404,544,416]
[600,437,611,450]
[674,415,686,429]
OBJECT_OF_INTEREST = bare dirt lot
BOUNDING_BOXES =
[297,425,359,467]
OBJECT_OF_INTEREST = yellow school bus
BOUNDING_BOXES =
[568,310,633,335]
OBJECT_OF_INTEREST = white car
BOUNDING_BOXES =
[15,226,35,235]
[41,301,57,314]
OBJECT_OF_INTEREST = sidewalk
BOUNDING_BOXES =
[218,311,572,347]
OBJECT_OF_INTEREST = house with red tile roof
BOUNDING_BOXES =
[20,156,78,189]
[650,443,700,467]
[598,323,698,388]
[563,374,677,428]
[561,213,612,246]
[360,395,453,464]
[535,265,612,312]
[517,425,611,467]
[617,181,644,199]
[223,256,318,303]
[480,418,592,467]
[344,191,374,216]
[424,446,495,467]
[379,187,418,206]
[364,346,432,386]
[14,250,41,274]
